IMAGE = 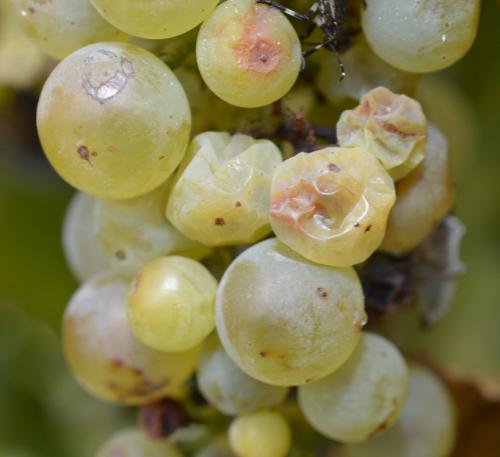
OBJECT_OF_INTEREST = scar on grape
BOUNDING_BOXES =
[316,287,328,299]
[215,217,226,226]
[114,250,126,260]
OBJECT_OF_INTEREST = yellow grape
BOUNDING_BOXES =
[90,0,220,39]
[216,238,366,387]
[63,273,198,405]
[167,132,282,247]
[37,42,191,199]
[270,147,396,267]
[196,0,302,108]
[127,256,218,352]
[229,410,291,457]
[337,87,428,180]
[299,333,408,443]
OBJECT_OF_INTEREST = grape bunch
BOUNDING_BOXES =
[4,0,480,455]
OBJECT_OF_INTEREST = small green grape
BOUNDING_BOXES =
[341,364,456,457]
[362,0,480,73]
[95,182,210,277]
[216,238,366,386]
[95,428,184,457]
[196,0,302,108]
[337,87,428,180]
[381,125,454,255]
[167,132,282,247]
[197,334,289,416]
[298,333,408,443]
[229,410,291,457]
[90,0,220,39]
[62,192,107,282]
[127,256,218,352]
[270,147,396,267]
[63,273,198,405]
[9,0,128,59]
[37,42,191,199]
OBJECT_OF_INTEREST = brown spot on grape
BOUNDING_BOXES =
[365,224,373,233]
[28,7,36,13]
[115,250,126,260]
[259,351,268,357]
[235,201,242,207]
[316,287,328,299]
[77,145,91,162]
[159,155,165,160]
[305,377,314,383]
[354,222,361,228]
[215,217,226,226]
[111,358,124,369]
[139,399,189,439]
[328,163,341,172]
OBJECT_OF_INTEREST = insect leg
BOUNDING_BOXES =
[255,0,311,21]
[302,37,346,80]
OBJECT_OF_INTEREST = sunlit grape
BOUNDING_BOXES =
[381,125,454,255]
[299,333,408,443]
[341,364,456,457]
[63,273,198,405]
[197,335,288,416]
[216,238,365,386]
[270,147,396,267]
[337,87,428,180]
[62,191,107,282]
[37,42,191,199]
[229,410,291,457]
[95,428,183,457]
[362,0,480,73]
[196,0,302,108]
[127,256,217,352]
[9,0,128,59]
[167,132,282,247]
[90,0,220,39]
[95,183,210,277]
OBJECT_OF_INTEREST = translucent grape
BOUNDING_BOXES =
[196,335,289,416]
[62,191,107,282]
[216,238,366,387]
[298,333,408,443]
[9,0,128,59]
[127,256,218,352]
[63,273,198,405]
[269,147,396,268]
[381,125,454,255]
[337,87,428,180]
[228,410,291,457]
[196,0,302,108]
[37,42,191,199]
[90,0,220,39]
[95,183,210,277]
[362,0,480,73]
[95,428,183,457]
[341,364,456,457]
[167,132,282,247]
[195,436,235,457]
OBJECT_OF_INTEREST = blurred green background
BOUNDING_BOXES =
[0,1,499,456]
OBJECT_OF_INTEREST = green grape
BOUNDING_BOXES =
[167,132,282,247]
[89,0,220,39]
[196,334,289,416]
[270,147,396,268]
[95,428,184,457]
[95,182,210,277]
[62,191,107,282]
[317,37,419,107]
[37,42,191,199]
[381,125,454,256]
[9,0,128,59]
[229,410,291,457]
[341,364,456,457]
[63,273,198,405]
[216,238,366,387]
[196,0,302,108]
[337,87,428,180]
[298,333,408,443]
[127,256,218,352]
[362,0,480,73]
[195,436,235,457]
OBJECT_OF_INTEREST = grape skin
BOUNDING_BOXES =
[37,42,191,199]
[127,256,218,352]
[63,273,198,405]
[196,0,302,108]
[298,333,409,443]
[216,238,366,387]
[269,147,396,268]
[166,132,282,247]
[197,334,289,416]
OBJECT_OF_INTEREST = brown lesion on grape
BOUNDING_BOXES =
[114,250,126,260]
[328,163,341,172]
[259,350,269,357]
[365,224,373,233]
[235,201,242,207]
[77,145,93,164]
[316,287,328,299]
[215,217,226,226]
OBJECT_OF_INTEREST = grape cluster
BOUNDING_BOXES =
[5,0,479,455]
